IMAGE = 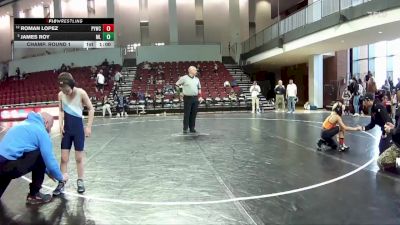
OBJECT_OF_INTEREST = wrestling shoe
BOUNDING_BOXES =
[339,144,350,152]
[52,181,65,196]
[77,179,85,194]
[26,192,52,205]
[317,139,326,151]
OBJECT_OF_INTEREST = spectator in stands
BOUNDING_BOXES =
[1,64,7,78]
[224,81,231,88]
[0,112,68,204]
[101,58,109,67]
[157,76,164,85]
[115,91,128,117]
[274,80,286,111]
[388,76,394,91]
[155,88,164,101]
[229,89,237,102]
[175,83,183,101]
[110,61,115,70]
[286,79,298,113]
[382,80,390,92]
[60,64,67,72]
[144,92,152,105]
[137,91,144,101]
[90,66,97,78]
[102,95,112,118]
[143,62,151,70]
[96,69,105,94]
[250,81,261,114]
[20,71,26,80]
[164,83,175,95]
[112,83,119,99]
[149,75,154,85]
[231,80,238,87]
[108,67,113,79]
[15,67,20,78]
[196,64,202,76]
[214,63,218,75]
[114,70,122,84]
[176,66,202,133]
[367,76,377,94]
[1,65,8,81]
[89,95,97,102]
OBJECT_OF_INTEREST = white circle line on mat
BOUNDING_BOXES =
[20,117,377,205]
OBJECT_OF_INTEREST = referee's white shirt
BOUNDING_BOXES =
[176,75,201,96]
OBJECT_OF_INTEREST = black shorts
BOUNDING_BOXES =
[321,126,340,140]
[97,83,104,90]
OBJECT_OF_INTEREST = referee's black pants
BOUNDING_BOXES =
[0,150,45,198]
[183,96,199,131]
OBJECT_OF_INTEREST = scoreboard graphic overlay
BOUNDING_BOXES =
[14,18,114,48]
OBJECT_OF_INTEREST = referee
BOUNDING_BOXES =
[176,66,202,134]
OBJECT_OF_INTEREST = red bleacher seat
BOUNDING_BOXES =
[0,65,120,106]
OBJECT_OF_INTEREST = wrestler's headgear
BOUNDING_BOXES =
[332,101,343,116]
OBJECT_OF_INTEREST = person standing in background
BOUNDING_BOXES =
[274,80,285,111]
[286,79,297,113]
[250,81,261,114]
[342,87,352,115]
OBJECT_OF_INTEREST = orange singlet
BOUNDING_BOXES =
[322,115,337,129]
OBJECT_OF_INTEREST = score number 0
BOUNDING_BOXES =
[102,24,114,32]
[102,24,114,41]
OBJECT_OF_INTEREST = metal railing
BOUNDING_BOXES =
[242,0,372,54]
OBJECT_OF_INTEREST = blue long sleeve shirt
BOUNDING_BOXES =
[0,112,63,181]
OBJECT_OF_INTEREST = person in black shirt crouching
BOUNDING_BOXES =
[362,92,393,155]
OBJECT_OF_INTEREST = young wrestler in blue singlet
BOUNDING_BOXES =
[53,72,94,195]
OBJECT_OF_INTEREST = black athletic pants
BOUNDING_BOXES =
[321,127,340,149]
[183,96,199,131]
[379,135,392,155]
[0,150,45,198]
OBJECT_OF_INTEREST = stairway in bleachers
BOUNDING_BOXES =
[119,66,137,97]
[224,64,274,111]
